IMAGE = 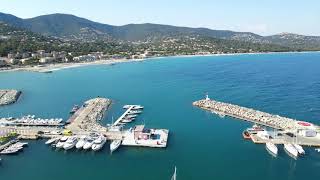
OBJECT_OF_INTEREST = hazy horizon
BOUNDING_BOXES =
[0,0,319,36]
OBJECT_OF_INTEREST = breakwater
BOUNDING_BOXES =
[0,89,21,106]
[193,97,319,131]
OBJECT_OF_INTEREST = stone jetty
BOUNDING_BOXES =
[0,89,21,106]
[65,98,111,132]
[193,96,319,131]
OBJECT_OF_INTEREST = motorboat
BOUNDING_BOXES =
[265,142,278,156]
[293,144,305,155]
[132,105,144,110]
[110,139,122,153]
[242,130,251,139]
[315,148,320,152]
[128,110,142,114]
[0,148,19,155]
[76,135,87,149]
[126,114,138,118]
[45,137,60,145]
[284,144,298,159]
[92,136,107,151]
[123,105,131,109]
[63,136,78,150]
[70,105,79,114]
[83,137,95,150]
[121,118,134,123]
[55,136,69,148]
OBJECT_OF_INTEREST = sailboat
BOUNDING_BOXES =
[171,166,177,180]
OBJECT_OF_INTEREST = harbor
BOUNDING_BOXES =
[193,95,320,159]
[0,97,169,155]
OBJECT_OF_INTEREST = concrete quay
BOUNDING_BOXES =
[0,89,21,106]
[65,98,111,132]
[193,97,320,131]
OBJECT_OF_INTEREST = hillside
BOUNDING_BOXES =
[0,12,319,50]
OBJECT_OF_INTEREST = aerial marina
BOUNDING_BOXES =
[193,95,320,159]
[0,97,169,157]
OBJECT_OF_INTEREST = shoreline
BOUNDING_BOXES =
[1,51,319,73]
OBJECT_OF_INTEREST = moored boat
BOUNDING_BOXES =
[83,137,95,150]
[242,130,251,139]
[63,136,78,150]
[110,139,122,153]
[293,144,305,155]
[92,136,107,151]
[266,142,278,156]
[284,144,298,159]
[75,135,87,149]
[70,105,80,114]
[128,110,142,114]
[55,136,68,148]
[45,137,60,145]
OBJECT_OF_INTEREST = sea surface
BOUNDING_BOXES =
[1,52,320,180]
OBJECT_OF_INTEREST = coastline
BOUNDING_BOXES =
[1,51,319,73]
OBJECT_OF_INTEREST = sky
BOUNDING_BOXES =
[0,0,319,36]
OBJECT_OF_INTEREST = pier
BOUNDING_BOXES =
[113,106,134,126]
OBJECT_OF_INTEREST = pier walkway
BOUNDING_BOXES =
[112,106,134,126]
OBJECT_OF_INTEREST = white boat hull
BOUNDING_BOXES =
[284,144,298,159]
[63,143,76,150]
[110,140,122,153]
[55,142,65,148]
[266,142,278,156]
[293,144,305,155]
[83,142,94,150]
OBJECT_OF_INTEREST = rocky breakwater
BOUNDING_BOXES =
[0,89,21,106]
[193,98,306,130]
[65,98,111,132]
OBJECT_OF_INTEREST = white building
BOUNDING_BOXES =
[39,57,55,64]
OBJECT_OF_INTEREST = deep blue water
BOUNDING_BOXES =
[1,52,320,180]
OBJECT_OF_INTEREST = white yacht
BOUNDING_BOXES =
[315,148,320,152]
[45,137,60,145]
[110,139,122,153]
[83,137,95,150]
[121,118,134,123]
[126,114,137,118]
[55,136,69,148]
[132,105,144,110]
[63,136,78,150]
[123,105,131,109]
[293,144,305,155]
[265,142,278,156]
[128,110,142,114]
[92,136,107,151]
[284,144,298,159]
[76,135,87,149]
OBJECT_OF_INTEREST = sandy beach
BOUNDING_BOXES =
[1,51,318,73]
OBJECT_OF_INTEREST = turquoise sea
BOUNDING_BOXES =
[1,52,320,180]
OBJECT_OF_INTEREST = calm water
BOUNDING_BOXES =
[1,52,320,180]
